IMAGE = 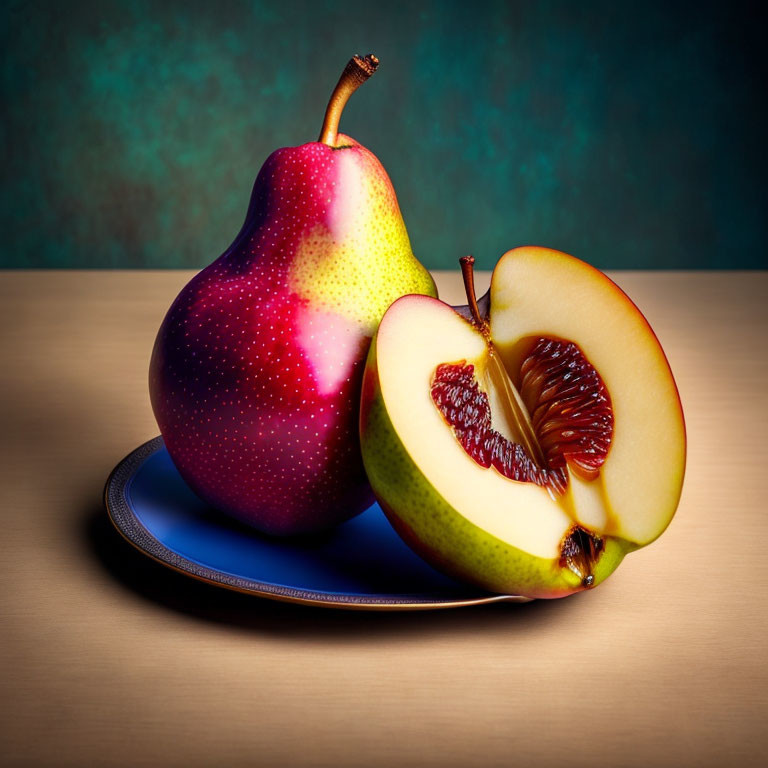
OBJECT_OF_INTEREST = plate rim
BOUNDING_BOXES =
[104,437,529,611]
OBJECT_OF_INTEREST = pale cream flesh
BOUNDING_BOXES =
[378,296,580,560]
[490,247,685,545]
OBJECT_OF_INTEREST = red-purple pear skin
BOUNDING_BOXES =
[149,56,436,535]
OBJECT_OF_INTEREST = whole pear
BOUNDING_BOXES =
[150,55,436,535]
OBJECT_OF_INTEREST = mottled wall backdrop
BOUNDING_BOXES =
[1,0,766,269]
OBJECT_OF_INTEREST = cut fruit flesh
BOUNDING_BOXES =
[424,257,618,583]
[519,337,613,482]
[430,361,555,490]
[430,336,614,500]
[375,296,577,561]
[490,247,686,546]
[371,248,684,580]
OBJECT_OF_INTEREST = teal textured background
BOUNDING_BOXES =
[1,0,766,270]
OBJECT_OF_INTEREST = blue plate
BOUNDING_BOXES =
[104,437,527,610]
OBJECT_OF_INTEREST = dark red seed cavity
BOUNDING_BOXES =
[430,338,612,494]
[430,361,567,493]
[519,338,613,481]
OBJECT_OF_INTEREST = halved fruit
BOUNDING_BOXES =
[359,247,685,599]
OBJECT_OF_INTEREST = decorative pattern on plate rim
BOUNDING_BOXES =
[104,437,529,610]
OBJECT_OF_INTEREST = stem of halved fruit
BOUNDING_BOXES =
[459,256,486,333]
[318,54,379,146]
[460,255,548,470]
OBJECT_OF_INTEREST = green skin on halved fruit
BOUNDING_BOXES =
[359,247,686,599]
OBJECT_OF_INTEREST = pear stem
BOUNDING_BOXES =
[318,54,379,146]
[459,255,485,329]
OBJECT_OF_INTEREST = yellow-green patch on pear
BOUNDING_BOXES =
[288,148,436,332]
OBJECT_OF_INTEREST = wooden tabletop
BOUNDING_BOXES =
[2,269,766,768]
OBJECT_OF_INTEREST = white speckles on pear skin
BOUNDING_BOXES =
[149,138,435,535]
